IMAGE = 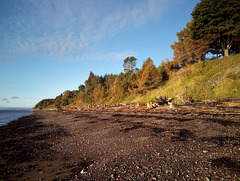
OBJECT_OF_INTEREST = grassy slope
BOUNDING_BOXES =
[122,54,240,104]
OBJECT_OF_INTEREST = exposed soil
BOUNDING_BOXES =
[0,103,240,180]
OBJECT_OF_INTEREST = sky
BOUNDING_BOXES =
[0,0,199,108]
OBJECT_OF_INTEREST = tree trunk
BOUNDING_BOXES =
[224,48,229,57]
[221,35,232,57]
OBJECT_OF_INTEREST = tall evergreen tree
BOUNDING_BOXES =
[136,58,161,92]
[191,0,240,57]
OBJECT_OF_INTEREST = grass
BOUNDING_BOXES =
[126,54,240,104]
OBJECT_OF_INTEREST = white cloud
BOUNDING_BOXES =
[82,50,137,62]
[0,0,173,61]
[15,34,88,58]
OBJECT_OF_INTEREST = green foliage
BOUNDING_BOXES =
[51,90,79,108]
[61,90,79,106]
[78,84,85,92]
[109,71,137,99]
[34,99,55,109]
[104,73,117,90]
[82,72,106,103]
[191,0,240,57]
[123,56,137,73]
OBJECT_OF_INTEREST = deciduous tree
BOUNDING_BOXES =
[171,21,210,67]
[123,56,137,73]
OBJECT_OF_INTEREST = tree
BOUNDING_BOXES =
[88,71,95,80]
[136,58,162,92]
[54,95,62,108]
[34,99,55,109]
[78,84,85,92]
[84,72,102,103]
[104,73,117,90]
[171,21,210,67]
[123,56,137,73]
[60,90,79,106]
[110,77,124,98]
[191,0,240,57]
[93,85,105,102]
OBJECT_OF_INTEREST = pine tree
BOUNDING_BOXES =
[191,0,240,57]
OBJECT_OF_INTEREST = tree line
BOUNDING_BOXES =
[34,0,240,109]
[34,56,170,109]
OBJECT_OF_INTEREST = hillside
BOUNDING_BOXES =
[127,54,240,104]
[34,54,240,110]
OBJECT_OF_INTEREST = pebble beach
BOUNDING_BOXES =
[0,105,240,180]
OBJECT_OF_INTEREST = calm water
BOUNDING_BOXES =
[0,108,34,126]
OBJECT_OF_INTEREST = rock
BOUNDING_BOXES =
[80,169,87,174]
[205,176,211,181]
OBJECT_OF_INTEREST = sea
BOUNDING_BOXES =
[0,108,34,127]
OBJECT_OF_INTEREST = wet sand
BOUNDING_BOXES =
[0,107,240,180]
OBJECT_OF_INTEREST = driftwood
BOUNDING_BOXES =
[147,102,158,109]
[155,96,172,105]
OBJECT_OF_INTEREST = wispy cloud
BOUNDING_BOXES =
[82,50,137,62]
[2,98,10,103]
[1,96,19,103]
[0,0,173,62]
[11,96,19,99]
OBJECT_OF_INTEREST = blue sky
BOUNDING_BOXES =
[0,0,199,108]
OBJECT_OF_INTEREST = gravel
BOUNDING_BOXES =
[0,105,239,180]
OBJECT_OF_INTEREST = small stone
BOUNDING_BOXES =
[205,176,211,181]
[80,169,87,174]
[203,150,208,153]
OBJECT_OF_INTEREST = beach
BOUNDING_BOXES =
[0,107,240,180]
